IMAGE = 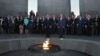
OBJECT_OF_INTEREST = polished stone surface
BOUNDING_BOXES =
[0,49,91,56]
[0,34,100,41]
[0,34,100,56]
[28,44,61,53]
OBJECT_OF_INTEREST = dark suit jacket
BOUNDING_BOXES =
[77,18,84,28]
[58,18,65,28]
[43,18,53,28]
[85,19,92,28]
[2,17,9,25]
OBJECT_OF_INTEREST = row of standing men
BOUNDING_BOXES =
[0,14,100,38]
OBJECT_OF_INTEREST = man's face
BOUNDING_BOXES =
[60,14,63,18]
[47,15,49,19]
[53,15,55,19]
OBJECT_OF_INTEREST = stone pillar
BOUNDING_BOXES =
[80,0,100,16]
[0,0,28,17]
[38,0,71,16]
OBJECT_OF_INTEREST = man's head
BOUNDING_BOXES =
[60,14,63,18]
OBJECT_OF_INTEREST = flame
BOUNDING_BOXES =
[42,39,50,50]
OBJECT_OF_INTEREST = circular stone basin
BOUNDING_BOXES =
[0,49,91,56]
[0,44,91,56]
[28,44,61,53]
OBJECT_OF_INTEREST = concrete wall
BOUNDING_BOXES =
[0,38,100,56]
[0,0,28,17]
[38,0,71,16]
[80,0,100,16]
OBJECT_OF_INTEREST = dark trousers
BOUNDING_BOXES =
[0,25,3,33]
[97,26,100,35]
[15,25,19,33]
[38,25,42,34]
[42,26,45,34]
[35,25,39,34]
[29,24,34,34]
[45,27,51,37]
[52,25,57,34]
[9,24,15,34]
[34,25,37,34]
[77,27,83,35]
[66,26,71,35]
[94,26,98,35]
[83,27,87,35]
[72,26,77,35]
[58,28,64,38]
[3,25,9,33]
[86,27,92,36]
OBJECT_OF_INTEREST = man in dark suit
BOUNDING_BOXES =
[98,15,100,35]
[38,16,43,34]
[52,15,58,34]
[71,16,77,35]
[33,17,37,34]
[77,16,84,35]
[35,16,39,34]
[2,16,9,33]
[65,16,71,35]
[14,16,19,33]
[94,15,100,35]
[58,14,65,38]
[82,16,87,35]
[0,17,3,33]
[44,15,53,38]
[85,15,92,36]
[29,16,35,34]
[8,16,15,34]
[41,16,45,34]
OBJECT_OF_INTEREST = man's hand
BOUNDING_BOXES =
[50,26,52,28]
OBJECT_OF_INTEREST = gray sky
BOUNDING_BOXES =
[71,0,79,16]
[28,0,37,15]
[28,0,79,16]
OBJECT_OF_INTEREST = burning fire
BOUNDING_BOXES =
[42,39,50,50]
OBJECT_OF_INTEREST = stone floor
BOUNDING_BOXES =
[0,34,100,42]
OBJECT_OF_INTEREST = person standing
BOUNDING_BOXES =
[14,16,20,33]
[77,16,84,35]
[36,16,39,34]
[41,16,45,34]
[23,17,29,34]
[71,16,77,35]
[8,16,15,34]
[58,14,65,38]
[0,17,3,33]
[52,15,57,34]
[83,16,87,35]
[2,16,9,33]
[33,16,37,34]
[65,16,72,35]
[19,17,24,34]
[94,15,100,35]
[85,15,92,36]
[38,16,43,34]
[44,15,53,38]
[98,15,100,35]
[29,16,35,34]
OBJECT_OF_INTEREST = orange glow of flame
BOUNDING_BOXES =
[42,39,50,50]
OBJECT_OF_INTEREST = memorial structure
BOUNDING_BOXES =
[80,0,100,16]
[0,0,28,17]
[38,0,71,16]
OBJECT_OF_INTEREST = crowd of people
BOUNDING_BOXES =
[0,13,100,38]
